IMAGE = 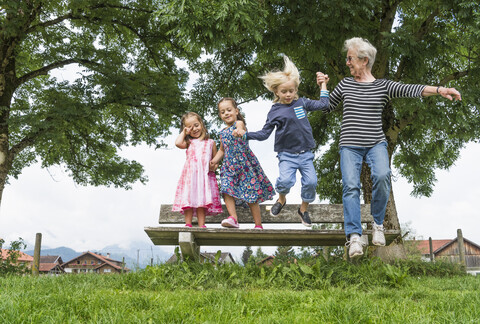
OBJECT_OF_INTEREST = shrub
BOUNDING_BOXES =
[0,238,29,276]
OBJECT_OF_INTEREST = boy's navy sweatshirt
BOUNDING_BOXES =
[247,95,329,153]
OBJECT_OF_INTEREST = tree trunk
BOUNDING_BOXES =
[0,42,18,209]
[0,91,10,208]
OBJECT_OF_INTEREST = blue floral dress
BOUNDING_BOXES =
[219,123,275,203]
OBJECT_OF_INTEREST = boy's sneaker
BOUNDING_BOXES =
[221,216,239,228]
[346,235,365,259]
[372,222,386,246]
[270,200,286,216]
[297,208,312,227]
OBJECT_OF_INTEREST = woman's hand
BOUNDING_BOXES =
[439,87,462,101]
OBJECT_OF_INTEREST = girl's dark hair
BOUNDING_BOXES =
[217,97,247,125]
[179,112,209,147]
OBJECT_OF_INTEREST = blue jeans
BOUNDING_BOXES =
[276,151,317,203]
[340,142,391,238]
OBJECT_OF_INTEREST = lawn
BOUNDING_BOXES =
[0,260,478,323]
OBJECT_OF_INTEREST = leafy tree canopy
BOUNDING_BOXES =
[158,0,480,201]
[0,0,193,202]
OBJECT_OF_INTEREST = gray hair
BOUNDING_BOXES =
[344,37,377,70]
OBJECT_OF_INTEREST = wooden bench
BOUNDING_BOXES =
[144,204,401,260]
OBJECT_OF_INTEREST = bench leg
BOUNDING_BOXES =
[178,232,200,261]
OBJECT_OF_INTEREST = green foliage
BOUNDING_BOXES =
[0,238,29,275]
[160,0,480,200]
[1,0,193,195]
[274,245,296,263]
[241,245,253,265]
[123,257,467,291]
[394,259,466,277]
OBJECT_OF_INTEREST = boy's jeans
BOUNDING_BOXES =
[276,151,317,203]
[340,142,391,238]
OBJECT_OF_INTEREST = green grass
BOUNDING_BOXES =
[0,259,479,323]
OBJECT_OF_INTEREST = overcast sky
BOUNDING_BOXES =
[1,65,478,261]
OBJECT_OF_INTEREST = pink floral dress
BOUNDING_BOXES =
[172,138,222,215]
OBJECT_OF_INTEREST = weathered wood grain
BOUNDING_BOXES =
[159,204,373,224]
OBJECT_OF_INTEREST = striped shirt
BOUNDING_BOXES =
[325,78,426,147]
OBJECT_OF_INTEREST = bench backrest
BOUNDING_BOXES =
[159,204,372,224]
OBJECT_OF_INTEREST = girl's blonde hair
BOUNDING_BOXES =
[217,97,247,125]
[259,56,300,103]
[180,112,209,146]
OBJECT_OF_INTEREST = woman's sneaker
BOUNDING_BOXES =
[372,222,386,246]
[221,216,239,228]
[346,235,365,258]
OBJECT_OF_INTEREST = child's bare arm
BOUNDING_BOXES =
[175,127,190,149]
[209,142,219,171]
[210,141,224,166]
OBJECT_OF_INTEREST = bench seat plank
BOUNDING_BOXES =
[144,226,400,247]
[159,204,373,224]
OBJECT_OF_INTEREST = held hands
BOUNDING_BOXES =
[439,87,462,101]
[232,128,246,137]
[209,160,219,172]
[316,72,330,86]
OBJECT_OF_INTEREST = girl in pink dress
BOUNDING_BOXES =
[172,112,222,227]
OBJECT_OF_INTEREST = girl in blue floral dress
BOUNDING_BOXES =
[210,98,275,229]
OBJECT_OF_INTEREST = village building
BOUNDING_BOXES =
[0,249,34,269]
[62,251,129,274]
[412,237,480,274]
[39,255,65,275]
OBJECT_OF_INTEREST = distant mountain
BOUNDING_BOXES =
[24,246,81,263]
[98,240,172,269]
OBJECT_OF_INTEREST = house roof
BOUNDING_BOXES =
[257,255,275,265]
[413,237,480,254]
[62,251,129,271]
[1,249,34,262]
[40,255,63,264]
[201,252,235,263]
[39,263,64,272]
[414,240,452,254]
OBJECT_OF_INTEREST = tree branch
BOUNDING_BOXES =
[26,4,153,34]
[25,13,74,34]
[9,116,54,157]
[439,70,469,85]
[16,58,100,86]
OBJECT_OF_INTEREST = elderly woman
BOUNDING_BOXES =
[319,37,461,258]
